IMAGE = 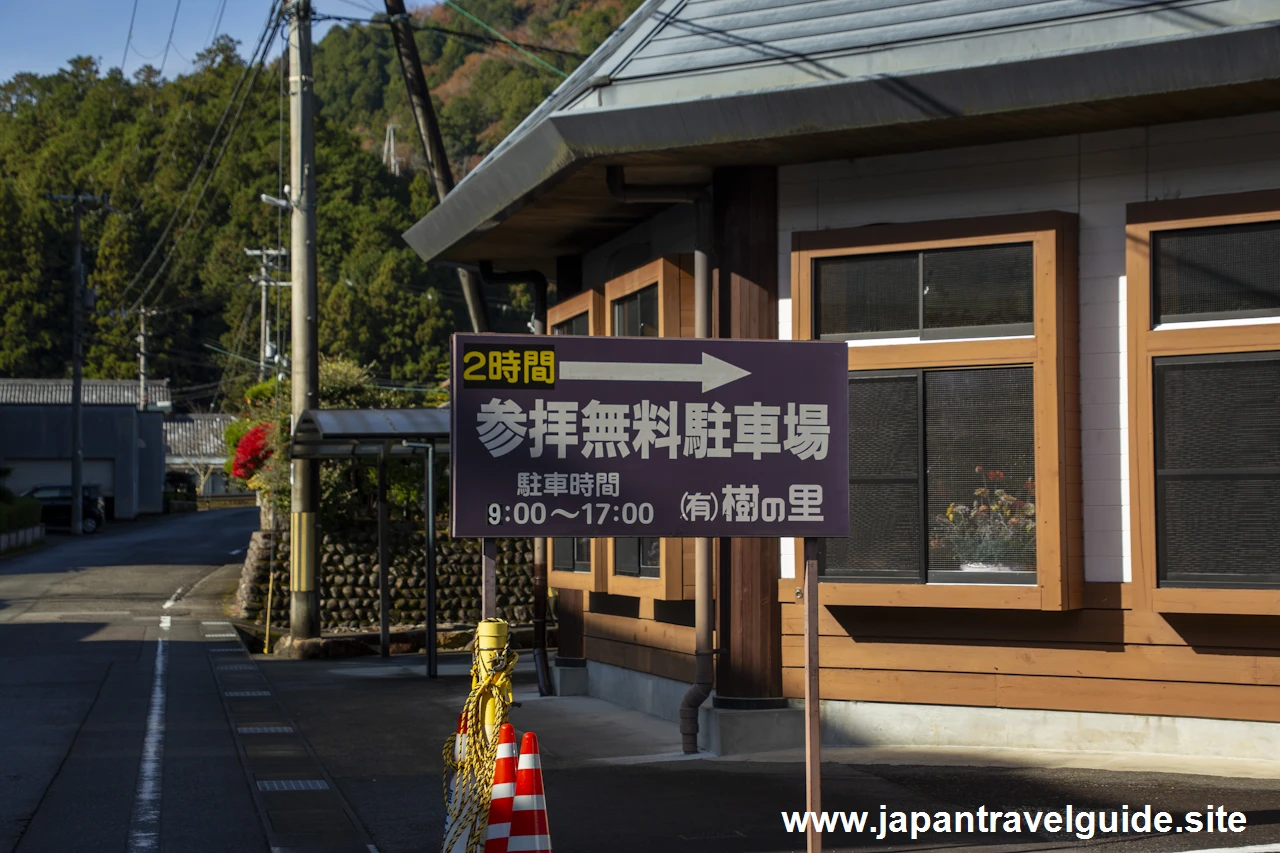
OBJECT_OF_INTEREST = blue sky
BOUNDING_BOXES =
[0,0,371,84]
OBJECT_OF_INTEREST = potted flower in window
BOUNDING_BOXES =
[932,467,1036,573]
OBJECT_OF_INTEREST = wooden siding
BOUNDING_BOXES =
[775,110,1280,723]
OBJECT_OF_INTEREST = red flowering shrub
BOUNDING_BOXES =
[232,423,273,480]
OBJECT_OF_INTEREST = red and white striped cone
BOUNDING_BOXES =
[483,723,519,853]
[506,732,551,853]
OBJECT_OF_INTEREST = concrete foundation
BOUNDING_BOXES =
[552,661,588,696]
[813,698,1280,762]
[582,659,1280,762]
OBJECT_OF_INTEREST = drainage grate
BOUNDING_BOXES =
[238,726,294,734]
[216,664,256,671]
[224,690,272,697]
[209,647,243,653]
[205,633,237,638]
[257,779,329,791]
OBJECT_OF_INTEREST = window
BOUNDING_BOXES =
[612,284,659,337]
[1153,353,1280,588]
[827,367,1036,586]
[553,312,590,336]
[1153,220,1280,324]
[793,211,1080,609]
[613,537,661,578]
[815,243,1034,341]
[553,537,593,573]
[1128,191,1280,613]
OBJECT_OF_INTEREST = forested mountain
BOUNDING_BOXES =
[0,0,638,411]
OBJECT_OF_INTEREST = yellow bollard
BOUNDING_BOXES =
[474,619,509,742]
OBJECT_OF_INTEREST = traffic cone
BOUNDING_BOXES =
[506,732,551,853]
[483,723,519,853]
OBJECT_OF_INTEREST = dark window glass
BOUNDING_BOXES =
[613,285,659,337]
[614,537,660,578]
[824,366,1037,586]
[814,252,918,339]
[1153,221,1280,323]
[1154,352,1280,588]
[553,537,592,573]
[822,374,920,581]
[925,367,1037,584]
[923,244,1034,336]
[553,312,590,336]
[814,243,1034,340]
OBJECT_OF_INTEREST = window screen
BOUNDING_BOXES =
[553,312,590,336]
[925,367,1037,584]
[824,366,1037,585]
[923,244,1034,336]
[614,537,660,578]
[1153,220,1280,323]
[613,285,659,337]
[822,373,920,580]
[553,537,591,573]
[1154,352,1280,588]
[815,243,1034,340]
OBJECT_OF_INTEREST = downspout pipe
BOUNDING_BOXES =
[476,262,554,698]
[607,165,714,754]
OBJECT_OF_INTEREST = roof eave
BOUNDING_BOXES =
[402,25,1280,266]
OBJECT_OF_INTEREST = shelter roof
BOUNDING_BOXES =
[291,408,450,459]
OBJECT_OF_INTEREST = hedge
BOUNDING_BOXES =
[0,498,42,533]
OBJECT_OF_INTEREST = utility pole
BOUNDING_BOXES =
[244,247,289,381]
[287,0,321,641]
[50,192,108,537]
[137,308,159,410]
[383,0,489,332]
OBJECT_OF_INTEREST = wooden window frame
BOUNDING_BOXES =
[597,257,689,599]
[789,211,1082,611]
[547,288,604,336]
[1127,190,1280,616]
[545,289,607,593]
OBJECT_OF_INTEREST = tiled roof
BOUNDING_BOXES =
[163,413,237,463]
[0,378,172,406]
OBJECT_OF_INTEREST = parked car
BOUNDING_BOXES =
[20,484,106,533]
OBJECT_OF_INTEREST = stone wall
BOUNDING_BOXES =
[234,522,539,633]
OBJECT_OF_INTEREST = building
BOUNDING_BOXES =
[163,413,239,495]
[0,379,169,519]
[404,0,1280,760]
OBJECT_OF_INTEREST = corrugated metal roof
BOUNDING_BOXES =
[163,413,236,464]
[406,0,1280,267]
[0,379,172,406]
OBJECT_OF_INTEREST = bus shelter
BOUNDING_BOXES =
[291,408,449,673]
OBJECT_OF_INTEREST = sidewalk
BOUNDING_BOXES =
[251,652,1280,853]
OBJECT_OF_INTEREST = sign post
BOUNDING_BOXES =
[450,332,849,839]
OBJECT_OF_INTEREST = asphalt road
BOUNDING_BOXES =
[0,509,265,853]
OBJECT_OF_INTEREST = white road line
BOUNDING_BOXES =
[125,634,167,852]
[161,587,183,610]
[230,548,244,555]
[159,615,171,630]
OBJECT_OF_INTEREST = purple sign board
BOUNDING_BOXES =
[449,333,849,538]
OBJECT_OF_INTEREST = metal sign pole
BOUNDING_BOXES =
[425,444,438,678]
[803,537,822,853]
[481,538,497,620]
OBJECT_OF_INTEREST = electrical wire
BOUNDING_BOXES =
[121,0,141,71]
[158,0,185,77]
[120,5,281,315]
[313,12,583,59]
[440,0,567,76]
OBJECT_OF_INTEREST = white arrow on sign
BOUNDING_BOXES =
[558,352,752,393]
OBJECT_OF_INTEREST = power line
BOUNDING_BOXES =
[440,0,568,76]
[313,12,584,60]
[158,0,185,76]
[119,5,280,313]
[121,0,142,71]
